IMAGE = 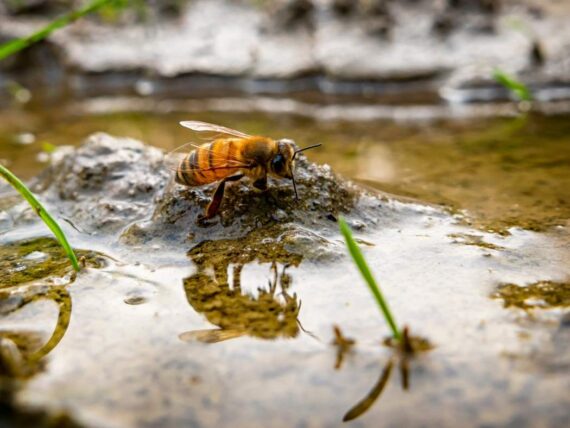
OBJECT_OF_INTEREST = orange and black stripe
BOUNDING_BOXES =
[176,138,246,186]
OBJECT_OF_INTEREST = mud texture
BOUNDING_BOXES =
[492,280,570,310]
[0,237,101,289]
[34,133,169,236]
[121,154,366,250]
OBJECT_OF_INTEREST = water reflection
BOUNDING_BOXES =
[0,237,102,379]
[0,285,71,378]
[342,328,431,422]
[343,358,395,422]
[332,325,356,370]
[180,237,303,343]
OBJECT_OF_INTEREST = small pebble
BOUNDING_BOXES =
[135,80,154,96]
[124,295,148,305]
[349,219,366,230]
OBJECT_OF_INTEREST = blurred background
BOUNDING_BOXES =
[1,0,569,231]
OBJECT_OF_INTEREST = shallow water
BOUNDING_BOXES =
[1,103,569,232]
[1,99,569,427]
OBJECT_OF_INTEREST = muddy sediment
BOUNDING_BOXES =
[493,280,570,310]
[34,133,169,236]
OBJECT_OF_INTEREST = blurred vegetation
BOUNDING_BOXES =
[0,0,120,61]
[0,0,185,61]
[492,68,533,102]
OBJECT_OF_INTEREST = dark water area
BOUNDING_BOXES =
[0,96,569,427]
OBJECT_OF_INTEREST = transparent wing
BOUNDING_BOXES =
[164,142,193,172]
[179,329,245,344]
[164,141,251,173]
[180,121,253,140]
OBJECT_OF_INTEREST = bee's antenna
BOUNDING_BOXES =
[291,174,299,201]
[291,143,320,201]
[292,143,321,160]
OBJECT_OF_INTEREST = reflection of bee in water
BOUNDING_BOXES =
[165,121,321,219]
[180,262,301,344]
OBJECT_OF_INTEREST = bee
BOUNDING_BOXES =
[165,121,321,219]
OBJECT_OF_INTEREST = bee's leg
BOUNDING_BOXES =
[204,174,244,219]
[252,175,267,192]
[268,261,278,294]
[232,264,243,292]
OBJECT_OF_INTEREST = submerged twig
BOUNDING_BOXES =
[338,216,401,341]
[0,164,80,272]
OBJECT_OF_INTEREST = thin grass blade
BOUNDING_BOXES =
[339,216,401,341]
[0,165,80,272]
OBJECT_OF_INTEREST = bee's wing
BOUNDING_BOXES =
[164,141,251,173]
[179,328,246,344]
[180,121,253,140]
[164,142,194,172]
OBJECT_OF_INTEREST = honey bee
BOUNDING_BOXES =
[165,121,321,219]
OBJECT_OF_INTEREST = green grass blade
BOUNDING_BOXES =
[492,68,532,102]
[0,0,117,61]
[339,216,401,341]
[0,164,80,272]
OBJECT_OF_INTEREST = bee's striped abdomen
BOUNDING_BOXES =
[175,139,244,187]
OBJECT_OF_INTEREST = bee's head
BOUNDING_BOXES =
[270,139,296,179]
[271,139,321,201]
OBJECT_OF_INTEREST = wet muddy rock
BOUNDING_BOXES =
[31,133,403,259]
[122,154,362,248]
[37,133,169,236]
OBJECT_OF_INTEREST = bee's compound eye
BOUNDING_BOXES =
[272,154,285,173]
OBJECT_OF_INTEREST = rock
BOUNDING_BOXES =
[26,133,409,262]
[119,141,376,258]
[37,133,168,236]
